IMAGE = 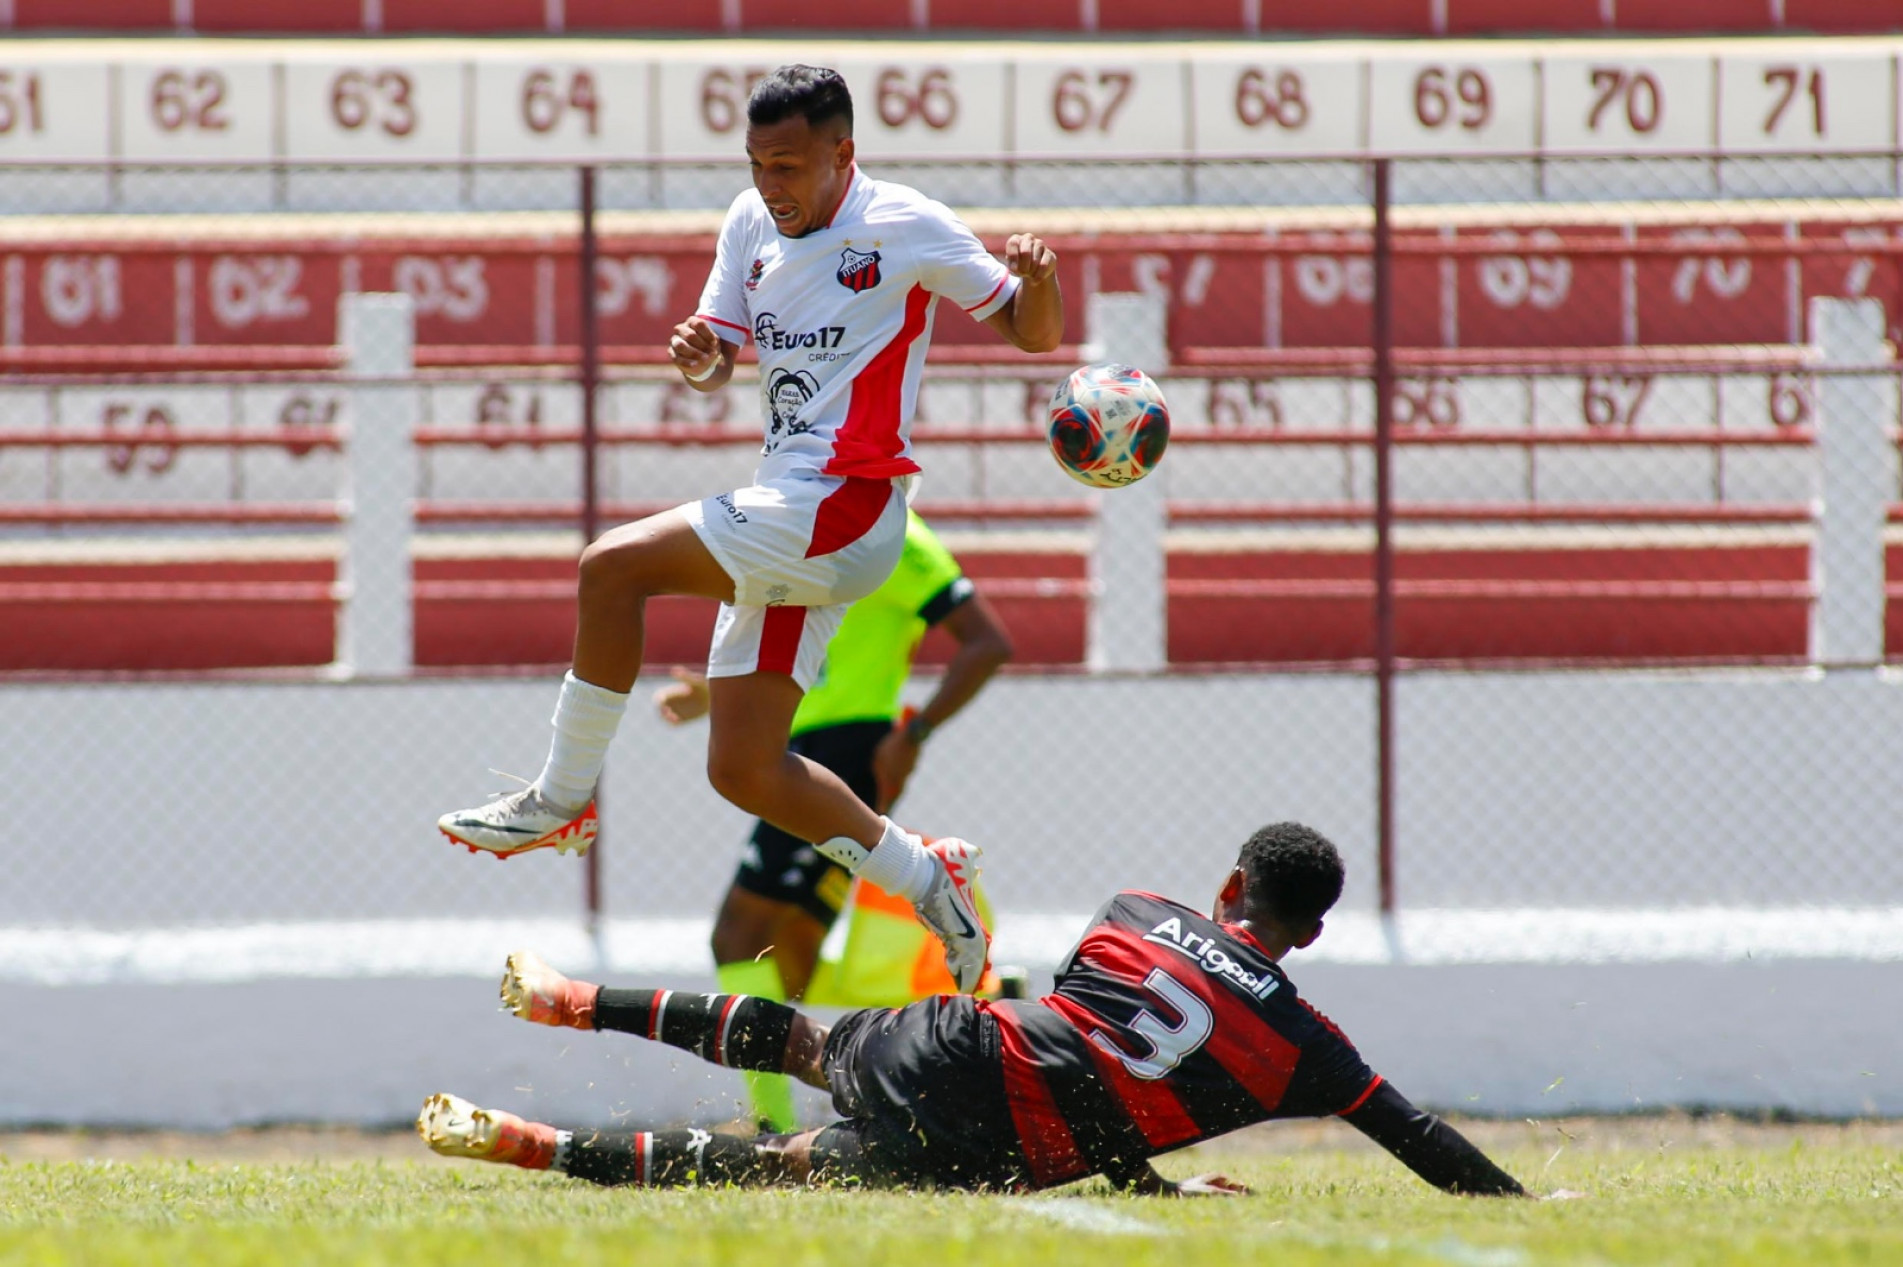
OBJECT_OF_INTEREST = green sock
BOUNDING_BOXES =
[715,958,798,1133]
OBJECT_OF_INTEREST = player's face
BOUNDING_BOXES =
[746,116,854,239]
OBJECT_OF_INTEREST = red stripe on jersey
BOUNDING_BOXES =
[818,166,857,231]
[756,605,807,676]
[697,313,749,338]
[963,275,1010,314]
[988,1004,1090,1189]
[1067,925,1301,1115]
[824,283,929,479]
[805,475,894,559]
[714,993,744,1065]
[1042,993,1202,1150]
[1339,1074,1384,1116]
[1298,997,1353,1045]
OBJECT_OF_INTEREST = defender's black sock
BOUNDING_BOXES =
[593,988,796,1072]
[559,1129,771,1188]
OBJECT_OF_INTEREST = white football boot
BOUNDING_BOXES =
[437,784,597,859]
[416,1092,559,1169]
[913,839,992,995]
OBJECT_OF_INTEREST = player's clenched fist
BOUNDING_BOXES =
[1004,233,1058,285]
[669,316,725,385]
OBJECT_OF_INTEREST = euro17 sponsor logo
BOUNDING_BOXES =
[753,312,846,352]
[1142,917,1280,1001]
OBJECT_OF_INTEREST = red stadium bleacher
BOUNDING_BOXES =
[1,210,1893,363]
[3,527,1857,672]
[0,203,1892,674]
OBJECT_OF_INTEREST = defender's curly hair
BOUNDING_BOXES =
[1238,822,1345,929]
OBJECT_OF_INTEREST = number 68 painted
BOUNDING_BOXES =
[1088,967,1215,1081]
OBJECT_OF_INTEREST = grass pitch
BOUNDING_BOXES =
[1,1118,1899,1267]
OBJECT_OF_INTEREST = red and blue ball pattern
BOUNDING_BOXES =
[1046,362,1171,488]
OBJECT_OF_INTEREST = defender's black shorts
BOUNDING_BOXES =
[809,996,1029,1191]
[732,720,890,927]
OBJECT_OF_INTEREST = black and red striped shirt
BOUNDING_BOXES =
[980,891,1379,1189]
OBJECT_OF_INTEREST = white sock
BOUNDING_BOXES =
[536,672,628,813]
[855,818,933,902]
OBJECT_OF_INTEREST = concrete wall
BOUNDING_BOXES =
[11,959,1900,1130]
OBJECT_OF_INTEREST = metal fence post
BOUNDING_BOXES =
[579,165,606,946]
[336,292,416,679]
[1371,158,1398,920]
[1084,291,1169,674]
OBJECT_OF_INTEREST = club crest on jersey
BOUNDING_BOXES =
[745,258,765,291]
[837,246,882,293]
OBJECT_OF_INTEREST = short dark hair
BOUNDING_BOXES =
[747,65,854,136]
[1238,822,1344,929]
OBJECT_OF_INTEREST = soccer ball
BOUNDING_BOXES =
[1046,363,1171,488]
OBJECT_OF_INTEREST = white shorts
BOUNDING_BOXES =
[683,472,907,689]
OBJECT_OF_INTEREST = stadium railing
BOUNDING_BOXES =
[1,0,1886,37]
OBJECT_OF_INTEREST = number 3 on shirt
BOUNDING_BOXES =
[1087,968,1214,1080]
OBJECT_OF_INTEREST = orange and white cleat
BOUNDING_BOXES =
[416,1093,560,1169]
[913,838,991,995]
[437,785,597,859]
[499,950,598,1029]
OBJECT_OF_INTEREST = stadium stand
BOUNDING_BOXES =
[5,35,1899,673]
[4,0,1899,36]
[0,200,1876,671]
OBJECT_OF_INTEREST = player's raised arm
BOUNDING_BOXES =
[983,233,1064,354]
[670,316,738,392]
[1342,1081,1528,1197]
[872,588,1012,811]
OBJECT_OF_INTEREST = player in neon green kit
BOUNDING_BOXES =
[655,509,1012,1130]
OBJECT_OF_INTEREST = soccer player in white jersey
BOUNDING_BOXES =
[438,65,1063,993]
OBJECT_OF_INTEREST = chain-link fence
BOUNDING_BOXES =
[4,151,1902,961]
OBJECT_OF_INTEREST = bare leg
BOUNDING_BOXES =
[571,509,736,692]
[706,672,886,849]
[783,1013,831,1089]
[756,1129,827,1184]
[711,886,832,1001]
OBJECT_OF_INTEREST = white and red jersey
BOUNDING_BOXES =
[695,166,1017,482]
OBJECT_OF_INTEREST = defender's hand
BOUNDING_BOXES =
[871,723,922,813]
[653,666,711,726]
[669,316,723,380]
[1004,233,1058,285]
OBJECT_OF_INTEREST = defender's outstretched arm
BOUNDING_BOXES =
[1342,1081,1527,1197]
